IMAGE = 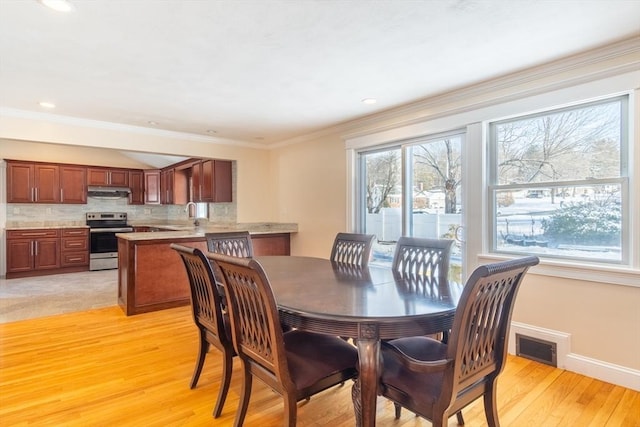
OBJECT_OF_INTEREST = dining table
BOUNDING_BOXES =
[253,255,462,427]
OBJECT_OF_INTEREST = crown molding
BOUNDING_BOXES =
[0,107,268,150]
[338,35,640,141]
[270,35,639,148]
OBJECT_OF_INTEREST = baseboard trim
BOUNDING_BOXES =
[565,353,640,392]
[508,321,639,391]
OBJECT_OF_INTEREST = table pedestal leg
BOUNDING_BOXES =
[354,331,380,427]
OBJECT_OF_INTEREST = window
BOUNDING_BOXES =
[358,132,465,282]
[488,96,628,263]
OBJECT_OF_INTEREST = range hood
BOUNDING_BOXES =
[87,186,131,199]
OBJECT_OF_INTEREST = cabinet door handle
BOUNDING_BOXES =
[30,241,34,256]
[68,242,82,247]
[60,188,64,201]
[21,232,48,237]
[34,241,38,256]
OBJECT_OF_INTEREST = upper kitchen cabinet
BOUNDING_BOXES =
[87,167,129,187]
[160,168,174,204]
[160,167,188,205]
[128,170,145,205]
[143,170,161,204]
[59,165,87,204]
[7,160,60,203]
[191,159,232,203]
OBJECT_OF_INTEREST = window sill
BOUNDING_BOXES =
[478,253,640,288]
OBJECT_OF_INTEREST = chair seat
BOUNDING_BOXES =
[284,330,358,391]
[381,336,448,407]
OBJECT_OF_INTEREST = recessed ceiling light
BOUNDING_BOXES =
[147,121,158,126]
[38,0,75,12]
[39,101,56,109]
[206,130,217,134]
[362,98,377,105]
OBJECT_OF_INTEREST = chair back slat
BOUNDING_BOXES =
[206,231,254,258]
[171,244,227,343]
[392,237,454,280]
[447,256,538,392]
[330,232,375,267]
[209,253,292,387]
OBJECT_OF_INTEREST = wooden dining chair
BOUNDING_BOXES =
[208,252,359,427]
[205,231,253,257]
[378,256,539,427]
[170,243,236,418]
[392,236,454,280]
[330,232,376,267]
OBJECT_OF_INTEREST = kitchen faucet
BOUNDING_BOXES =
[184,202,198,225]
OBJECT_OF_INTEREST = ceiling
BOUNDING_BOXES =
[1,0,639,146]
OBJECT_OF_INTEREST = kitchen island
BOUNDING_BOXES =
[116,223,297,315]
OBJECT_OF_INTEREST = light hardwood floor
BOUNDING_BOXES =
[1,305,638,426]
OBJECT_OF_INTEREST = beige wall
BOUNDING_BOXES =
[514,275,640,369]
[270,134,347,257]
[0,138,154,169]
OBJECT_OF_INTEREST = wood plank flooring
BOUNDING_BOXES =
[1,305,638,426]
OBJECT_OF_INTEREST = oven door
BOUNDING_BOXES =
[90,229,119,254]
[89,227,133,270]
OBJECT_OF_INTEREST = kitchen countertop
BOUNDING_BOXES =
[117,222,298,241]
[5,221,296,234]
[5,223,89,230]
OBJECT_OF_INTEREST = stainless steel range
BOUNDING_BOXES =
[86,212,133,271]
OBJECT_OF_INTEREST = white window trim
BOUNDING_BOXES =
[346,73,640,288]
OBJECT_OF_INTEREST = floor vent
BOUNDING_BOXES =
[516,333,557,367]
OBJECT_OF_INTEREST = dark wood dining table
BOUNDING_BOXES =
[254,255,461,427]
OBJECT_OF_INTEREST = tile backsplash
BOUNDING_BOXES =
[6,197,237,227]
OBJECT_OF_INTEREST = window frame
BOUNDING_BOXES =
[355,130,466,278]
[347,81,639,288]
[487,95,630,265]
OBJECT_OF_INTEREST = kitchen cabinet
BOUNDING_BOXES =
[60,165,87,204]
[7,161,61,203]
[6,228,91,278]
[160,168,174,204]
[87,167,129,187]
[60,228,89,268]
[160,167,188,205]
[6,229,60,276]
[143,170,161,204]
[251,233,290,256]
[191,159,232,203]
[128,170,145,205]
[117,231,291,315]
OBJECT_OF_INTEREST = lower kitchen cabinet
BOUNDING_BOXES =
[6,228,89,278]
[60,228,89,268]
[6,229,60,276]
[252,233,290,255]
[117,231,291,315]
